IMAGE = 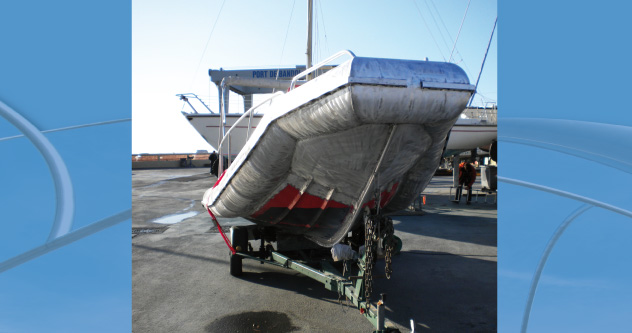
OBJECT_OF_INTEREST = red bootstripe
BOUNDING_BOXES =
[294,192,349,209]
[251,182,399,226]
[252,185,301,217]
[212,170,226,188]
[252,185,351,218]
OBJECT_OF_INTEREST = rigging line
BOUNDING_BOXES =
[430,0,455,44]
[454,52,474,78]
[317,2,323,64]
[521,204,592,333]
[275,0,297,81]
[0,118,131,142]
[469,16,497,107]
[187,0,227,91]
[427,0,473,77]
[474,92,495,104]
[449,0,470,63]
[317,0,330,58]
[423,0,451,56]
[412,0,446,61]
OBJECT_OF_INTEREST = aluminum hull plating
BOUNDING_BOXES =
[202,56,474,247]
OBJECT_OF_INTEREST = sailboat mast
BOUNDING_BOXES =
[306,0,313,80]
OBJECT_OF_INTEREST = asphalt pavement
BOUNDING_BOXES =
[132,168,497,332]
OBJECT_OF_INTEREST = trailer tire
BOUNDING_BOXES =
[229,227,248,276]
[229,253,242,276]
[393,235,403,255]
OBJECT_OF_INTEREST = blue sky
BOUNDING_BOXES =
[132,0,497,154]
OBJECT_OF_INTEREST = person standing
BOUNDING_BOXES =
[208,151,218,176]
[453,160,477,204]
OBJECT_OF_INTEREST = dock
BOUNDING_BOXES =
[132,168,496,332]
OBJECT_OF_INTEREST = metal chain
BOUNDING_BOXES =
[338,259,350,313]
[364,213,376,303]
[384,217,395,279]
[385,241,394,279]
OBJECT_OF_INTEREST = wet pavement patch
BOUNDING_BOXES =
[205,311,298,333]
[151,211,199,224]
[132,227,168,235]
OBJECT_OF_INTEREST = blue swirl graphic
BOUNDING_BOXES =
[0,100,74,241]
[499,118,632,332]
[0,100,131,274]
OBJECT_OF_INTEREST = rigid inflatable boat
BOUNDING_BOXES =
[202,52,474,247]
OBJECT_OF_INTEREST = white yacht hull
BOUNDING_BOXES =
[448,124,497,150]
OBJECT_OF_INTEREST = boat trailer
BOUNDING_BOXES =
[207,207,404,333]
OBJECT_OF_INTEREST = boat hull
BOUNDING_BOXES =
[184,113,262,157]
[448,124,497,150]
[203,57,473,247]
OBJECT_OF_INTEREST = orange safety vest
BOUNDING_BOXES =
[458,162,477,188]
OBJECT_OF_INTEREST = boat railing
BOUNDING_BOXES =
[217,49,355,176]
[176,93,214,114]
[289,50,356,90]
[217,91,285,175]
[463,106,497,125]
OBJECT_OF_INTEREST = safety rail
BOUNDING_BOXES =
[289,50,356,90]
[217,91,285,175]
[176,93,213,114]
[463,106,497,125]
[217,50,357,176]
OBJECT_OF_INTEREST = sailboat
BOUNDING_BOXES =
[445,105,497,157]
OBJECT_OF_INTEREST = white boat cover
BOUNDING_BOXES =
[203,56,474,247]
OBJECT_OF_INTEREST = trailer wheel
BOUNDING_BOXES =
[393,235,403,255]
[229,227,248,276]
[229,253,242,276]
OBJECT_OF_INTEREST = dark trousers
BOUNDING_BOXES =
[454,185,472,204]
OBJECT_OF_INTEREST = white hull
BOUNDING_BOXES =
[184,109,496,156]
[184,113,262,157]
[448,124,497,150]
